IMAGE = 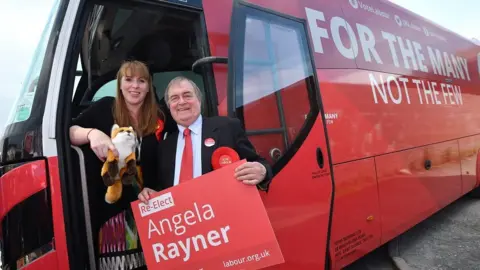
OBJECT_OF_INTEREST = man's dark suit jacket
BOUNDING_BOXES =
[154,116,273,191]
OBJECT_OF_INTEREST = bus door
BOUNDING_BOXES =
[200,0,336,269]
[0,0,74,270]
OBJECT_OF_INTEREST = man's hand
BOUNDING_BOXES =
[234,161,267,186]
[138,188,157,204]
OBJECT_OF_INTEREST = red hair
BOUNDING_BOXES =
[113,60,163,136]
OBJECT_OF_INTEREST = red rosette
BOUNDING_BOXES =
[155,119,164,141]
[211,147,240,170]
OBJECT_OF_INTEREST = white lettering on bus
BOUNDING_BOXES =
[413,41,428,72]
[357,23,382,64]
[305,8,329,54]
[305,7,472,83]
[370,73,462,106]
[305,6,469,107]
[331,16,358,59]
[381,31,400,67]
[369,73,410,105]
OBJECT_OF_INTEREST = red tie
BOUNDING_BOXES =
[179,128,193,183]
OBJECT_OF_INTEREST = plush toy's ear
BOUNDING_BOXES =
[128,126,137,137]
[111,124,119,136]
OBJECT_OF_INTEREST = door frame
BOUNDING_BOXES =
[224,1,337,268]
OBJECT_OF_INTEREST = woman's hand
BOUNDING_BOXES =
[88,129,119,162]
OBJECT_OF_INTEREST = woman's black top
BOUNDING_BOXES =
[71,96,159,269]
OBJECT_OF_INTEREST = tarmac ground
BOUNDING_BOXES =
[345,195,480,270]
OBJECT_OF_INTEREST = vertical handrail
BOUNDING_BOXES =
[71,146,97,270]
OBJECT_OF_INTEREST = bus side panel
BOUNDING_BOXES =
[317,69,480,164]
[1,158,69,269]
[0,160,57,269]
[203,0,230,117]
[0,160,48,221]
[375,141,462,244]
[458,135,480,194]
[304,0,480,162]
[204,0,359,118]
[204,1,335,268]
[329,159,381,269]
[260,117,332,269]
[47,156,69,269]
[339,0,480,84]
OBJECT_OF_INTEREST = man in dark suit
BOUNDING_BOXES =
[138,76,272,203]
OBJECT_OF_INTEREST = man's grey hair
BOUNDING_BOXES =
[164,76,203,107]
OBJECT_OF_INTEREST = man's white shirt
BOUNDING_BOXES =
[173,115,203,186]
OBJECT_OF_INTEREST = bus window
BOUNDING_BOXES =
[231,10,318,170]
[4,0,61,126]
[72,57,83,100]
[216,4,334,268]
[92,80,117,101]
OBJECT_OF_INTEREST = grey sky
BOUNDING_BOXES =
[0,0,55,135]
[0,0,478,136]
[390,0,480,41]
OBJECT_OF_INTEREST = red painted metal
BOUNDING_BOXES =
[458,136,480,193]
[0,158,69,269]
[203,0,480,268]
[19,252,58,270]
[329,159,381,269]
[0,160,48,222]
[376,140,462,244]
[260,118,333,269]
[4,0,479,269]
[46,156,70,270]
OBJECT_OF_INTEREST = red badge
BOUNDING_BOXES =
[211,147,240,170]
[204,138,215,147]
[155,119,164,141]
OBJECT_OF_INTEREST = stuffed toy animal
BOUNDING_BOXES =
[101,124,138,204]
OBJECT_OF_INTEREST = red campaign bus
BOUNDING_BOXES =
[1,0,479,269]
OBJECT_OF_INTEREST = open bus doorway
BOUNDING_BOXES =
[63,1,215,269]
[73,1,215,119]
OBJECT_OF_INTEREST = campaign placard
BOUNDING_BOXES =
[131,160,284,269]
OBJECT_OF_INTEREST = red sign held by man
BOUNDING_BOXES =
[131,160,284,270]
